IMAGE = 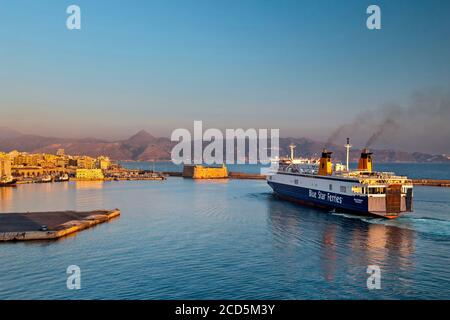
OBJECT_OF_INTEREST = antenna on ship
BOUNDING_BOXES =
[345,138,352,171]
[289,144,296,160]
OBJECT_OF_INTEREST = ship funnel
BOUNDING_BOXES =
[358,148,373,172]
[318,149,333,176]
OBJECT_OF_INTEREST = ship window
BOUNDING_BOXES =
[340,186,347,193]
[368,187,386,195]
[294,179,299,185]
[329,184,333,191]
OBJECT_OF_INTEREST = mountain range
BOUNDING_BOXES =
[0,127,448,163]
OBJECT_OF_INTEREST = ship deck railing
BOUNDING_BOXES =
[274,169,413,185]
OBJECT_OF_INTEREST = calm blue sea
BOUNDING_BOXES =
[122,161,450,180]
[0,163,449,299]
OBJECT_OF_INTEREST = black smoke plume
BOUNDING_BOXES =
[324,89,450,153]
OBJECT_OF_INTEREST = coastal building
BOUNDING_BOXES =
[96,156,111,170]
[13,153,42,166]
[12,166,44,178]
[12,166,74,177]
[7,150,19,159]
[0,154,12,178]
[76,156,96,169]
[1,149,113,181]
[56,157,67,167]
[68,158,78,167]
[42,154,59,167]
[76,169,104,181]
[182,164,228,179]
[9,152,68,169]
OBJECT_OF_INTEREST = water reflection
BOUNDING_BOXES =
[190,179,230,218]
[74,181,105,190]
[267,198,416,282]
[0,187,14,212]
[193,179,230,185]
[75,181,105,211]
[364,223,415,265]
[322,225,337,281]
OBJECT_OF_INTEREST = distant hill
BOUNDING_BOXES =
[0,127,23,139]
[0,129,172,160]
[0,134,71,152]
[0,127,448,163]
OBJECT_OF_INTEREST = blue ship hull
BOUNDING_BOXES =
[267,181,370,215]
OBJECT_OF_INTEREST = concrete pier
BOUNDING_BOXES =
[0,209,120,241]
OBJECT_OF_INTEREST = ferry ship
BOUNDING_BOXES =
[267,139,413,219]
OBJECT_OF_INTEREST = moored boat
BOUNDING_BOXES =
[37,175,53,183]
[55,174,69,182]
[0,176,17,187]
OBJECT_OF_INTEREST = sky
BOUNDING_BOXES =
[0,0,449,153]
